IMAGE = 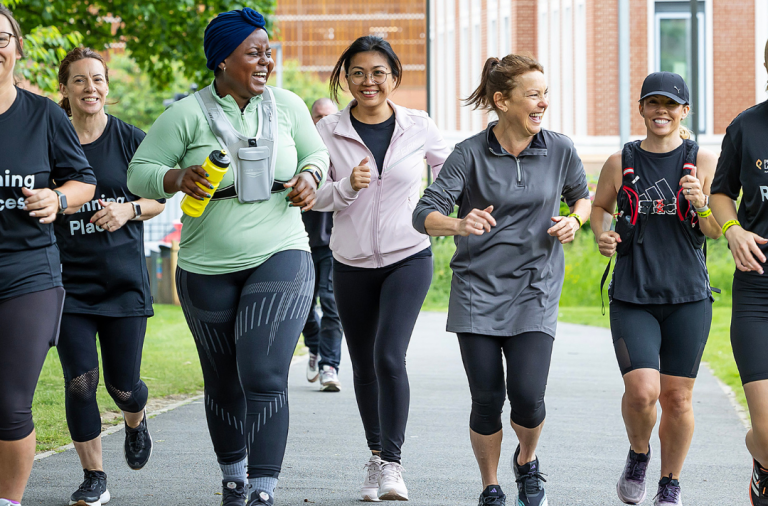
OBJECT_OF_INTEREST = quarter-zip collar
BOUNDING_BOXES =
[209,78,263,117]
[485,121,548,158]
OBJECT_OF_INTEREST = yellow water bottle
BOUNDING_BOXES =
[181,149,231,218]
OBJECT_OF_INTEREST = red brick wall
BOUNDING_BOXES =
[511,0,538,56]
[455,0,462,129]
[713,0,755,134]
[586,0,618,136]
[629,0,648,136]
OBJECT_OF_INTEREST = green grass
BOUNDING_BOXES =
[33,305,205,452]
[423,229,746,410]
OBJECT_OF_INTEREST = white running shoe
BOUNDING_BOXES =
[0,499,20,506]
[320,365,341,392]
[362,454,383,502]
[306,352,319,383]
[378,461,408,501]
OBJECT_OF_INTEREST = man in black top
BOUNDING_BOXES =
[303,98,344,391]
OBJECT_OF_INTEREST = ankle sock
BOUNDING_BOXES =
[220,457,247,484]
[630,449,649,462]
[249,476,278,498]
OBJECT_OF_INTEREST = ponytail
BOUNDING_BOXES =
[464,54,544,112]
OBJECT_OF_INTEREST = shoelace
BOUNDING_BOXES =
[363,460,381,483]
[222,484,247,501]
[480,494,505,505]
[756,466,768,496]
[127,425,146,453]
[78,471,101,492]
[515,470,547,499]
[625,457,649,482]
[654,480,681,503]
[380,463,404,482]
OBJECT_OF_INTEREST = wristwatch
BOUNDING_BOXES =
[131,202,142,219]
[300,166,322,185]
[53,190,67,215]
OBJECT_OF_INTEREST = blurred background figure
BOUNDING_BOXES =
[303,98,344,392]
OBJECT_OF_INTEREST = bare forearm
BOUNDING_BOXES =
[590,205,614,240]
[697,212,722,239]
[59,180,96,214]
[134,199,165,221]
[569,198,592,228]
[423,211,461,237]
[710,194,738,226]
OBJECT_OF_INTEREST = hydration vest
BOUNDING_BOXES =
[600,139,716,312]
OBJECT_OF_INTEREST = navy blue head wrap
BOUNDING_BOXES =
[204,8,268,71]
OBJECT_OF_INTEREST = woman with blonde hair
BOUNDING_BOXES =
[591,72,720,506]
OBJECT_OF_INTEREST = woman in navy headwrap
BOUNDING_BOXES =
[127,8,329,506]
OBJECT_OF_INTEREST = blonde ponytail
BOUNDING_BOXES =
[679,125,692,140]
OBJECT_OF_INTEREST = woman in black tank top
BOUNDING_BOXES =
[591,73,721,506]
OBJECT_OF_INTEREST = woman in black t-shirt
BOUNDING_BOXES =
[591,73,721,506]
[53,47,165,506]
[0,7,96,506]
[710,40,768,506]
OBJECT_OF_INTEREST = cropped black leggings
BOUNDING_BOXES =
[458,332,554,434]
[333,253,433,463]
[0,287,65,441]
[176,250,314,478]
[57,314,149,442]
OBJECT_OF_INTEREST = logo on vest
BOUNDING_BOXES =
[757,159,768,174]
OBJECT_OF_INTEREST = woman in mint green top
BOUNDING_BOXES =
[126,9,328,506]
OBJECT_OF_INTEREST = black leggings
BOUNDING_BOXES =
[333,253,432,463]
[176,249,314,478]
[731,273,768,384]
[609,298,711,378]
[458,332,554,434]
[0,287,65,441]
[57,314,148,442]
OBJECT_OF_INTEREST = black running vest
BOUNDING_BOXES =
[609,142,712,304]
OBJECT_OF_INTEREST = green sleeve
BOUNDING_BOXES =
[127,99,197,200]
[284,91,330,186]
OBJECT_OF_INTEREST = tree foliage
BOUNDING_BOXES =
[276,60,350,112]
[5,0,276,93]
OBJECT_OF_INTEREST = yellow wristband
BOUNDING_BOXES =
[722,219,741,235]
[696,208,712,218]
[568,213,583,228]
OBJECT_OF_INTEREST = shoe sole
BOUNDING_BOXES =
[307,373,319,383]
[616,481,646,505]
[70,489,110,506]
[321,382,341,392]
[362,492,382,502]
[124,430,153,470]
[515,498,547,506]
[378,490,408,501]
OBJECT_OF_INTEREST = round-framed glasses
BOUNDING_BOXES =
[346,70,391,86]
[0,32,15,49]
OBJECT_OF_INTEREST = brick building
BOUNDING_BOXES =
[429,0,768,172]
[273,0,427,110]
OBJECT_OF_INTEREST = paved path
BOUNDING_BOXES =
[26,312,751,505]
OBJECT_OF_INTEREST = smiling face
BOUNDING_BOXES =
[347,51,396,111]
[495,70,548,137]
[639,95,689,138]
[0,14,21,87]
[217,28,274,101]
[59,57,108,117]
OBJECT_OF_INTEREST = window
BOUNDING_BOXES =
[655,1,706,133]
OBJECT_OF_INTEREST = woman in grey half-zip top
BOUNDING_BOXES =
[413,54,590,506]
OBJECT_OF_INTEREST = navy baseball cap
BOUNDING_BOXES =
[639,72,689,104]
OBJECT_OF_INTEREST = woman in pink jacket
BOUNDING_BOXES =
[314,35,451,502]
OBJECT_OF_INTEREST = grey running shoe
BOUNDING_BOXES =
[512,445,548,506]
[124,412,152,470]
[306,352,319,382]
[69,469,110,506]
[617,446,651,504]
[478,485,506,506]
[653,474,682,505]
[362,454,383,502]
[320,365,341,392]
[246,489,274,506]
[220,480,248,506]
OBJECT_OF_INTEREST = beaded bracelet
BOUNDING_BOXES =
[722,219,741,235]
[568,213,583,228]
[696,208,712,218]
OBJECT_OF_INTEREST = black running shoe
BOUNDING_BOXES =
[246,489,274,506]
[69,469,110,506]
[479,484,506,505]
[751,459,768,505]
[653,474,681,505]
[512,445,548,506]
[124,412,152,470]
[221,480,248,506]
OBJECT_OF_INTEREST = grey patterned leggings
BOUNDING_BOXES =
[176,249,314,478]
